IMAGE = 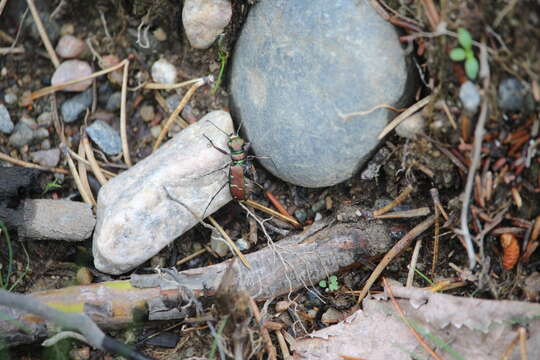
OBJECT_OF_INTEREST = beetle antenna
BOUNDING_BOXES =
[208,120,230,136]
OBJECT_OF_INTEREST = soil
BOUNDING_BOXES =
[1,0,539,359]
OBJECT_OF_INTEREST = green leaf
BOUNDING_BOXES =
[329,283,339,291]
[465,56,479,80]
[449,48,466,61]
[329,275,337,283]
[457,28,473,49]
[319,280,327,288]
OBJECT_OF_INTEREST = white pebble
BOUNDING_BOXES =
[183,0,232,49]
[55,35,86,58]
[151,58,177,84]
[395,112,425,139]
[51,60,93,92]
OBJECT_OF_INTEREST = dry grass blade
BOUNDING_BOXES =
[29,60,127,102]
[377,95,433,140]
[82,133,108,185]
[243,199,301,227]
[0,47,24,55]
[0,0,7,17]
[144,77,207,90]
[152,79,206,151]
[77,140,96,206]
[120,60,132,166]
[0,152,69,174]
[176,248,207,266]
[208,216,251,269]
[65,150,95,206]
[383,278,443,360]
[357,215,435,304]
[26,0,60,68]
[406,238,422,287]
[372,184,414,216]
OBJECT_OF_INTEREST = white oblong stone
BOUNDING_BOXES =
[93,110,234,274]
[51,60,93,92]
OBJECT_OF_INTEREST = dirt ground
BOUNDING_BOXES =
[1,0,540,359]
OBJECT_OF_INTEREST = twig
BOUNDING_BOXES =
[176,248,207,266]
[82,133,108,185]
[430,189,441,276]
[247,297,277,360]
[0,46,24,54]
[383,279,443,360]
[459,97,489,270]
[265,191,293,219]
[494,0,519,27]
[207,216,251,269]
[357,215,435,304]
[406,239,422,287]
[378,95,433,140]
[120,60,132,166]
[0,152,69,174]
[372,185,414,216]
[374,207,430,219]
[276,330,292,360]
[25,0,60,68]
[153,78,207,151]
[28,59,127,103]
[420,0,440,31]
[0,289,156,360]
[244,199,300,228]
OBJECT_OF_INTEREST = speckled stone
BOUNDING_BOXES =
[93,111,234,274]
[86,120,122,155]
[0,104,14,134]
[230,0,414,187]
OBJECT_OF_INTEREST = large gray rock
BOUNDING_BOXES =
[93,111,234,274]
[230,0,414,187]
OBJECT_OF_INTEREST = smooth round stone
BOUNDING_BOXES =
[51,60,93,92]
[230,0,414,187]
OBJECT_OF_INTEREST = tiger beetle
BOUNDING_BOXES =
[201,121,256,217]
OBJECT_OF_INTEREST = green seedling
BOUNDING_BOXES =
[42,177,62,194]
[319,275,339,292]
[212,35,229,94]
[449,28,479,80]
[0,221,31,291]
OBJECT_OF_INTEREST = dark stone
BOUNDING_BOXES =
[498,77,532,112]
[86,120,122,155]
[61,89,93,123]
[230,0,415,187]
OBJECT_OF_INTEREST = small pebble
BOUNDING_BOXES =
[20,116,37,129]
[210,231,229,257]
[86,120,122,155]
[30,149,60,167]
[61,89,93,123]
[395,112,425,139]
[33,128,49,140]
[3,92,17,105]
[55,34,86,58]
[321,307,343,324]
[314,212,323,222]
[459,81,481,114]
[153,27,167,42]
[150,125,162,138]
[151,58,177,84]
[0,104,14,134]
[182,0,232,49]
[37,112,53,127]
[8,122,34,147]
[105,92,122,111]
[235,237,250,251]
[498,77,530,112]
[60,23,75,36]
[41,139,51,150]
[51,60,93,92]
[294,209,308,224]
[76,267,93,285]
[275,301,291,313]
[140,105,155,122]
[101,55,123,85]
[166,94,181,111]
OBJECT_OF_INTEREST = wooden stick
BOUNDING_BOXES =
[77,140,96,206]
[378,95,433,140]
[265,191,294,219]
[119,60,132,166]
[374,207,430,219]
[25,0,60,68]
[357,215,435,304]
